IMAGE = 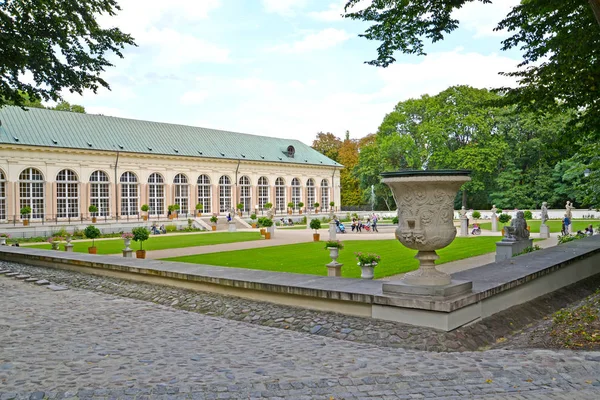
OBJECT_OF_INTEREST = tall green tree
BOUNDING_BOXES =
[0,0,135,108]
[311,132,342,162]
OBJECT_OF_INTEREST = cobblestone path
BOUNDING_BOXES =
[2,277,600,399]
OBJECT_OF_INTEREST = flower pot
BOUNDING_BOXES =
[501,227,505,236]
[260,228,266,236]
[264,232,271,239]
[360,263,377,279]
[169,214,174,220]
[313,233,320,242]
[0,238,6,246]
[23,220,29,226]
[299,210,303,215]
[327,247,340,263]
[88,246,97,254]
[123,238,132,251]
[136,250,146,259]
[251,223,257,228]
[197,212,202,217]
[51,241,60,250]
[288,210,292,215]
[211,225,217,231]
[143,215,148,221]
[92,217,97,223]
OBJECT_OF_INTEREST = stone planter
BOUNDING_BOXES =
[51,241,60,250]
[123,238,132,251]
[0,237,6,246]
[64,237,73,252]
[381,170,471,288]
[360,263,376,279]
[327,247,340,263]
[88,246,97,254]
[136,250,146,259]
[313,233,320,242]
[326,247,343,277]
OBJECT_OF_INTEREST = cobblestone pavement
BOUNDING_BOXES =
[2,269,600,399]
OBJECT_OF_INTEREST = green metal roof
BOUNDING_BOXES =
[0,106,341,167]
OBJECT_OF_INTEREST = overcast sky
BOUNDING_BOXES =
[60,0,522,144]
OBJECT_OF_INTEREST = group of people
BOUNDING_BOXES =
[350,214,379,233]
[151,223,166,235]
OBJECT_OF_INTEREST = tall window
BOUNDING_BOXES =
[174,174,189,215]
[321,179,330,211]
[291,178,302,209]
[197,175,211,214]
[19,168,44,219]
[306,178,315,210]
[90,171,110,216]
[239,176,251,213]
[120,172,138,216]
[148,173,165,216]
[56,169,79,218]
[219,175,232,213]
[275,177,286,212]
[258,176,269,210]
[0,170,5,220]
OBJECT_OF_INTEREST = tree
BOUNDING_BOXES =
[312,132,342,162]
[53,101,86,114]
[0,0,135,109]
[338,136,361,206]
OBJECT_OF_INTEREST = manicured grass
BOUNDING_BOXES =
[163,237,501,279]
[24,232,262,254]
[477,219,598,233]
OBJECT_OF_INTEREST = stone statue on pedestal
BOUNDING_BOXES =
[459,206,467,219]
[540,202,550,238]
[491,205,499,232]
[565,201,573,220]
[541,202,549,225]
[491,205,498,219]
[266,207,274,220]
[504,211,530,241]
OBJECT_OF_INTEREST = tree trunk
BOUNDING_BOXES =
[590,0,600,26]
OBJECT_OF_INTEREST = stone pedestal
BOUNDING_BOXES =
[460,218,468,236]
[328,220,337,241]
[539,224,550,239]
[306,217,313,230]
[382,280,473,298]
[228,221,237,232]
[495,238,534,262]
[122,249,133,258]
[326,263,342,277]
[267,225,275,238]
[491,217,498,232]
[65,244,74,252]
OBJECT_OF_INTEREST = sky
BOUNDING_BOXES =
[59,0,523,144]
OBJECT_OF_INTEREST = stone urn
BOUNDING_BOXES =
[0,237,7,246]
[381,170,471,288]
[360,263,376,279]
[327,247,340,264]
[123,238,132,251]
[51,241,60,251]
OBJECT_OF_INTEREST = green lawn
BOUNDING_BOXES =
[163,237,501,279]
[24,232,262,254]
[478,219,597,233]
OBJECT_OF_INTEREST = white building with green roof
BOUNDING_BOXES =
[0,106,341,223]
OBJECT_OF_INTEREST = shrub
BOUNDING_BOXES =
[524,210,533,220]
[83,225,101,247]
[141,204,149,212]
[313,202,320,209]
[236,203,244,210]
[259,217,273,227]
[472,211,481,219]
[195,203,203,211]
[88,204,98,214]
[210,216,218,224]
[264,202,273,209]
[498,213,511,224]
[131,227,150,250]
[298,202,304,209]
[330,201,335,207]
[165,224,177,232]
[324,240,344,249]
[20,206,31,216]
[392,216,399,224]
[514,244,542,256]
[309,218,321,232]
[287,202,294,209]
[355,252,380,266]
[250,213,257,220]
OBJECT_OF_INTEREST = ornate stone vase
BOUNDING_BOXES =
[123,238,132,251]
[381,170,471,286]
[0,237,6,246]
[327,247,340,264]
[359,263,376,279]
[51,241,60,250]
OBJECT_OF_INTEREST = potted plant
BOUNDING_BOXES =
[472,211,481,224]
[298,202,304,215]
[236,203,244,216]
[355,252,380,279]
[313,202,320,213]
[264,202,273,212]
[89,204,98,223]
[0,233,9,246]
[132,226,150,259]
[141,204,150,221]
[122,232,134,251]
[48,236,64,250]
[210,215,218,231]
[310,218,321,241]
[258,217,267,236]
[250,213,257,228]
[261,217,273,239]
[324,239,343,262]
[330,201,335,211]
[287,202,294,215]
[20,206,31,226]
[168,204,180,219]
[84,225,101,254]
[195,203,203,217]
[499,213,511,236]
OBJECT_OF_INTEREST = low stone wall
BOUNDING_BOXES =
[0,235,599,331]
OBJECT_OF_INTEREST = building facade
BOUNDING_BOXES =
[0,107,341,222]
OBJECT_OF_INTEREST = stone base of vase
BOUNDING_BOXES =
[123,249,133,258]
[326,262,342,277]
[382,279,473,298]
[228,222,237,232]
[65,244,74,252]
[539,224,550,239]
[403,251,452,286]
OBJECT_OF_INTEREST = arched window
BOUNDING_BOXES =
[174,174,189,215]
[239,176,251,213]
[0,170,5,220]
[321,179,330,211]
[120,171,138,216]
[219,175,232,213]
[291,178,302,209]
[306,179,316,210]
[275,177,286,212]
[56,169,79,218]
[257,177,269,210]
[197,175,211,214]
[90,171,110,217]
[19,168,44,219]
[148,173,165,216]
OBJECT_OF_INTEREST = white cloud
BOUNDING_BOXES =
[180,91,209,105]
[308,0,345,21]
[261,0,307,16]
[453,0,521,38]
[268,28,352,53]
[86,106,132,118]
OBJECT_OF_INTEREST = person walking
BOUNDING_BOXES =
[371,213,379,232]
[562,214,570,235]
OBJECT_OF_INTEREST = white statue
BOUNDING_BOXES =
[565,201,573,219]
[458,206,467,219]
[504,211,530,241]
[541,202,549,225]
[491,205,498,220]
